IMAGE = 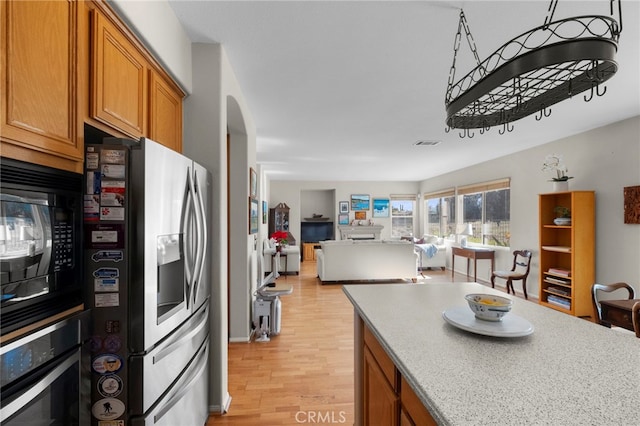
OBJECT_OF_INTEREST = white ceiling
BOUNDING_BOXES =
[168,0,640,181]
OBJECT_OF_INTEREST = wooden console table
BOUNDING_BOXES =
[599,298,640,331]
[451,246,495,282]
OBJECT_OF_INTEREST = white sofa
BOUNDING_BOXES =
[315,240,418,283]
[415,235,447,271]
[263,239,301,275]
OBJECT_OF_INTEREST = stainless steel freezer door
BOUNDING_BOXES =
[128,301,209,415]
[129,139,195,351]
[130,338,209,426]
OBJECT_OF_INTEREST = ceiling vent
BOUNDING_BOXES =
[414,140,442,146]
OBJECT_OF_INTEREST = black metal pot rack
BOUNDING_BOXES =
[444,0,623,137]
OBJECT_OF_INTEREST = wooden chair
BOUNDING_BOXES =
[491,250,532,299]
[632,301,640,338]
[591,282,636,326]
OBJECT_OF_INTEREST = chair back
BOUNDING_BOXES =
[591,282,636,324]
[512,250,532,276]
[633,302,640,338]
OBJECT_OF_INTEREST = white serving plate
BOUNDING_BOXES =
[442,306,534,337]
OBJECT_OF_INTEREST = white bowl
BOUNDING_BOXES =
[465,293,513,322]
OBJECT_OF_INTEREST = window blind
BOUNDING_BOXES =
[457,178,510,195]
[423,188,455,199]
[390,194,417,201]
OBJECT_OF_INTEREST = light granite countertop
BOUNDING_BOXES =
[343,282,640,425]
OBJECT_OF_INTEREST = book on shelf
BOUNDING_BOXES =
[547,286,570,296]
[548,267,571,277]
[547,295,571,309]
[545,276,571,285]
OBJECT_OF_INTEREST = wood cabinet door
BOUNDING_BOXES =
[364,347,398,426]
[91,10,147,138]
[149,70,183,152]
[1,0,82,170]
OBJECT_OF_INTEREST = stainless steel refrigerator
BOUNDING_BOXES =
[83,138,210,425]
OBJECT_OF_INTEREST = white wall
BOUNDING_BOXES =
[184,44,257,412]
[109,0,192,92]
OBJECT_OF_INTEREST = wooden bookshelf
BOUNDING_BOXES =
[538,191,595,318]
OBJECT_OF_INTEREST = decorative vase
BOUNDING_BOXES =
[276,244,282,253]
[553,181,569,192]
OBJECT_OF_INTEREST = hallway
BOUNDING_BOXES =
[208,260,481,425]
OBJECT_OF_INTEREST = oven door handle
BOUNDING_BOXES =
[0,348,79,422]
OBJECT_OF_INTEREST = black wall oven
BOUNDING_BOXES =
[0,309,90,425]
[0,158,83,336]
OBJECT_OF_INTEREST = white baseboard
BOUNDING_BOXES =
[209,392,232,414]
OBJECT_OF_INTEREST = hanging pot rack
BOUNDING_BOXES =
[444,0,623,136]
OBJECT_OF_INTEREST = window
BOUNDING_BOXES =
[390,196,415,238]
[424,189,456,237]
[457,179,510,247]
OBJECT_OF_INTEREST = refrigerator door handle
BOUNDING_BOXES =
[191,168,207,306]
[150,338,208,424]
[183,167,197,308]
[152,302,208,364]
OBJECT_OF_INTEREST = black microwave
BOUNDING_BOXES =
[0,158,83,336]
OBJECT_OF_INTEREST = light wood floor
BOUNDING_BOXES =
[207,262,513,425]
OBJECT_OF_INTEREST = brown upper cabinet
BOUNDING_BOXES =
[1,0,185,174]
[90,4,184,152]
[1,0,83,173]
[91,9,148,140]
[149,69,183,153]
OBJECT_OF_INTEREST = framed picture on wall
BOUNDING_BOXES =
[339,201,349,214]
[338,213,349,225]
[351,194,370,211]
[624,185,640,224]
[249,197,259,234]
[262,201,268,224]
[250,167,257,198]
[372,198,390,218]
[355,211,366,220]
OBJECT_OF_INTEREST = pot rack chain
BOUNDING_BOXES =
[446,10,485,93]
[444,0,623,139]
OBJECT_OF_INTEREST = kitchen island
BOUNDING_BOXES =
[343,282,640,425]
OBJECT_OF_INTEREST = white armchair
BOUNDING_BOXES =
[415,235,447,270]
[262,239,301,275]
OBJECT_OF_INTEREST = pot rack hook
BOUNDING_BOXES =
[584,83,607,102]
[535,106,551,121]
[499,121,514,135]
[459,128,474,139]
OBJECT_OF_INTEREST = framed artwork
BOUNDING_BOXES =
[338,213,349,225]
[351,194,370,211]
[624,185,640,224]
[249,197,259,234]
[355,211,366,220]
[262,201,268,224]
[250,167,257,198]
[339,201,349,214]
[372,198,390,217]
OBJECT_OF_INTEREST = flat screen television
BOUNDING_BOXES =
[301,222,334,242]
